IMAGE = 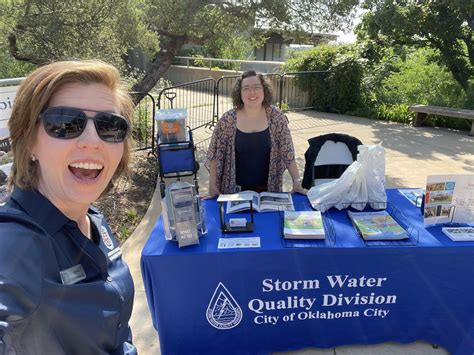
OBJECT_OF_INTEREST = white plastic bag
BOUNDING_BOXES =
[359,144,386,209]
[306,143,387,212]
[307,161,361,212]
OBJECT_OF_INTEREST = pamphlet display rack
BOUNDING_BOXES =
[162,181,207,247]
[346,202,420,247]
[216,194,254,233]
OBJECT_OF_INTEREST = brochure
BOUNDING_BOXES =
[222,191,294,213]
[348,210,408,241]
[283,211,325,239]
[423,174,474,225]
[442,227,474,242]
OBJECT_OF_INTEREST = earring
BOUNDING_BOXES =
[31,154,37,162]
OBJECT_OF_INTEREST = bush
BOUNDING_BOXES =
[283,44,364,114]
[361,47,469,130]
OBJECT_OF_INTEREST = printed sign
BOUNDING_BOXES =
[0,85,19,140]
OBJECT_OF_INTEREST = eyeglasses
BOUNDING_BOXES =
[241,85,263,93]
[39,106,130,143]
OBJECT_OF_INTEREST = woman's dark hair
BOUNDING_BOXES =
[231,70,274,109]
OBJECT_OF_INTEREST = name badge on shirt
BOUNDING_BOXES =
[60,264,87,285]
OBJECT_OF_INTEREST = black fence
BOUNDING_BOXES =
[129,92,156,151]
[132,71,326,151]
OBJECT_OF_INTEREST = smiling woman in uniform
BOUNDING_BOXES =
[0,60,136,354]
[206,69,305,197]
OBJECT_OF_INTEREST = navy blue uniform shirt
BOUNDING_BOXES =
[0,187,136,355]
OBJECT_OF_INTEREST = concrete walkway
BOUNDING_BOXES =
[122,111,474,355]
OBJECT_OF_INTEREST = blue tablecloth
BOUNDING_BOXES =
[141,189,474,355]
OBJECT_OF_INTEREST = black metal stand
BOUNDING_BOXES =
[219,201,254,233]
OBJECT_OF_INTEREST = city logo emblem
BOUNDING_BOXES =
[206,282,242,329]
[100,226,114,250]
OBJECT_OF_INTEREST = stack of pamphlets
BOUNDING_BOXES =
[348,210,408,241]
[225,191,294,213]
[442,227,474,241]
[283,211,325,239]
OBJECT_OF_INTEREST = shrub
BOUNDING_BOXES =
[361,47,469,130]
[283,44,363,114]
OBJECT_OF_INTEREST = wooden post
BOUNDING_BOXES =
[413,112,427,127]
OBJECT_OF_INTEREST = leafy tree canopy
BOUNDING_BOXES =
[0,0,158,70]
[356,0,473,93]
[1,0,359,102]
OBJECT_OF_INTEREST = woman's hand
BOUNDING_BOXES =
[204,160,220,199]
[203,184,221,199]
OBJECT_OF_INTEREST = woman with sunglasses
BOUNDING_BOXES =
[206,69,306,197]
[0,60,136,354]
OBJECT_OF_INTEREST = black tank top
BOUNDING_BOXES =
[235,127,271,191]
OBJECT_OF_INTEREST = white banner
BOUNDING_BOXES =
[0,85,19,139]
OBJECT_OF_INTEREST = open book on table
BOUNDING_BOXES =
[283,211,325,239]
[348,210,408,241]
[224,191,294,213]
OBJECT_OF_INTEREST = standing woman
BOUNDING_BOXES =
[206,70,305,197]
[0,60,136,354]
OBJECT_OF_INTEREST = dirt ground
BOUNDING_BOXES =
[95,150,158,243]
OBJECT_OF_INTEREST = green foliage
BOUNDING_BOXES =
[357,47,470,130]
[0,47,34,79]
[381,49,465,107]
[0,0,158,70]
[357,0,473,93]
[283,44,363,113]
[131,98,154,145]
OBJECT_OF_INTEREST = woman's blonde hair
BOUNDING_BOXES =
[7,60,134,193]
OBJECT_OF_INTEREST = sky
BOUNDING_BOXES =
[336,7,365,44]
[336,30,357,44]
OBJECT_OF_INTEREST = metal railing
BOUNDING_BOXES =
[1,71,327,152]
[129,92,156,151]
[174,56,284,73]
[156,78,215,132]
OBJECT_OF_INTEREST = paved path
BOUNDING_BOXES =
[122,111,474,355]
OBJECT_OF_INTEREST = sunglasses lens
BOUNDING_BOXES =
[95,113,129,142]
[42,107,86,139]
[41,107,129,143]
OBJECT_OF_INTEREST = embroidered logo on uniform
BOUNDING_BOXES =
[100,225,114,250]
[206,282,242,329]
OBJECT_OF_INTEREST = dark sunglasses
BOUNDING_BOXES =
[39,106,130,143]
